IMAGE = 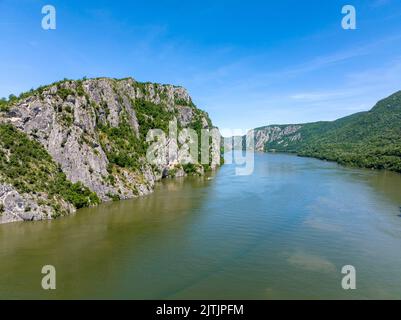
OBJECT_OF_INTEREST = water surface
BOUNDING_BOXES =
[1,153,401,299]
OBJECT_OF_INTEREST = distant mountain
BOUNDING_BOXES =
[245,91,401,173]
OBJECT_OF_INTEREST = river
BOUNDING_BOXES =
[1,152,401,299]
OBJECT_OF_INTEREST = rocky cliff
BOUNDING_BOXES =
[244,91,401,173]
[245,125,303,151]
[0,77,221,224]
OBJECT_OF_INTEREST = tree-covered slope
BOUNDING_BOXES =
[252,91,401,172]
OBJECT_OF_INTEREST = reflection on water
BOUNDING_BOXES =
[1,153,401,299]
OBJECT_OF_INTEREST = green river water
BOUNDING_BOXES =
[1,152,401,299]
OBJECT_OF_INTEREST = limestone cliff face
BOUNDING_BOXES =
[0,184,75,224]
[243,125,302,151]
[0,77,221,224]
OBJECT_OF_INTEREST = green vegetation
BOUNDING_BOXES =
[0,78,89,115]
[0,124,99,211]
[182,163,198,175]
[0,98,9,112]
[56,87,75,100]
[175,98,194,107]
[106,192,121,201]
[134,98,176,139]
[98,118,145,171]
[0,95,19,112]
[168,167,178,177]
[261,91,401,173]
[133,81,150,96]
[96,95,211,179]
[94,97,168,173]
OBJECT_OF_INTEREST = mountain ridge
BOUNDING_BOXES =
[244,91,401,173]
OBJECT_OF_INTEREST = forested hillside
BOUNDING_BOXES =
[251,91,401,172]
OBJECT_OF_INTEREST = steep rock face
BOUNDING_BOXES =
[246,125,302,151]
[0,77,221,224]
[0,183,74,224]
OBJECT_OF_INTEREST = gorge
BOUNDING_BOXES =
[1,79,401,299]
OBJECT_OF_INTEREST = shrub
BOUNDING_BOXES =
[0,124,99,211]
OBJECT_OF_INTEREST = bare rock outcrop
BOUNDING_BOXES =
[246,125,303,151]
[0,77,221,224]
[0,184,75,224]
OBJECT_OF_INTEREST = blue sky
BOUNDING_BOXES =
[1,0,401,131]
